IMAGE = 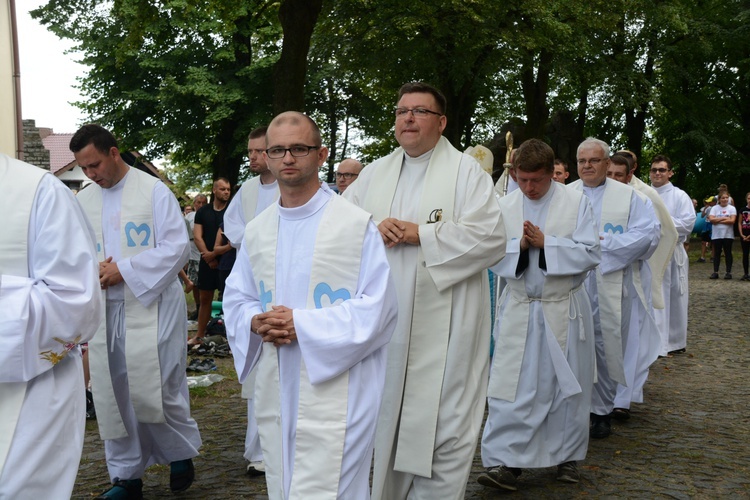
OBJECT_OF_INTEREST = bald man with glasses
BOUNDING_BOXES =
[335,158,363,193]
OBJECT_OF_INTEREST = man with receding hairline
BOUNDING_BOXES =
[569,137,658,440]
[344,81,505,499]
[224,111,397,499]
[335,158,363,193]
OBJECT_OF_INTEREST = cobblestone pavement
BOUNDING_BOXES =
[72,246,750,498]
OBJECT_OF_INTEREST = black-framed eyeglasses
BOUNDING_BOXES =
[394,107,442,119]
[650,167,669,174]
[336,172,359,180]
[266,146,319,159]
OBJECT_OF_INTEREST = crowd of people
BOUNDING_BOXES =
[2,80,743,499]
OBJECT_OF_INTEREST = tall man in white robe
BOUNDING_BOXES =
[224,111,397,499]
[0,154,102,499]
[606,155,667,418]
[71,124,202,498]
[344,81,506,499]
[478,139,600,492]
[223,126,279,476]
[569,138,658,439]
[650,154,696,355]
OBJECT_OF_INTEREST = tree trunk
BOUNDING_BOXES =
[273,0,324,114]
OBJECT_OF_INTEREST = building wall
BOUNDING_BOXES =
[0,0,18,157]
[23,119,50,169]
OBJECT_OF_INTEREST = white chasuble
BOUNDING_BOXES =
[488,185,589,402]
[361,136,460,477]
[0,161,44,476]
[245,194,368,499]
[77,168,164,439]
[224,175,280,249]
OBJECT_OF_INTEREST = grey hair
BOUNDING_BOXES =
[577,137,610,158]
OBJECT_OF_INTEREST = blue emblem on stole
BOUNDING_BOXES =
[313,283,351,309]
[124,222,151,247]
[259,280,273,312]
[603,223,624,234]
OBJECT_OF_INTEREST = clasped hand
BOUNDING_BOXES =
[520,221,544,250]
[377,218,419,248]
[99,257,124,289]
[252,305,296,347]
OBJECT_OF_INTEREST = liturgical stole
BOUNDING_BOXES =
[488,185,587,402]
[572,179,631,386]
[239,176,278,399]
[362,136,461,477]
[77,167,165,439]
[246,194,369,499]
[0,158,45,477]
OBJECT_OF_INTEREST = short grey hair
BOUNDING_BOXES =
[577,137,610,158]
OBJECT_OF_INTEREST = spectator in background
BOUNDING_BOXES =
[191,179,231,345]
[186,194,208,319]
[708,192,737,279]
[698,197,715,263]
[738,192,750,281]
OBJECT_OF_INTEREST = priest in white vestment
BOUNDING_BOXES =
[0,154,102,499]
[71,125,202,498]
[344,82,506,500]
[649,154,696,355]
[224,112,397,500]
[223,126,279,476]
[570,138,658,440]
[606,154,666,418]
[478,140,600,492]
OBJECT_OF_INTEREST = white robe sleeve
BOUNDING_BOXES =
[544,195,602,276]
[599,192,658,275]
[223,243,264,385]
[223,186,246,248]
[117,182,189,307]
[0,175,102,383]
[672,191,698,239]
[293,221,398,384]
[418,160,506,292]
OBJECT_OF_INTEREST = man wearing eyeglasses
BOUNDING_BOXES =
[223,126,279,478]
[569,138,658,440]
[344,82,505,499]
[649,155,696,356]
[335,158,363,194]
[224,111,397,499]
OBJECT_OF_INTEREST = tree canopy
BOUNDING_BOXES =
[33,0,750,201]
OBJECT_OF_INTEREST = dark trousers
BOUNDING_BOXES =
[712,238,734,273]
[741,238,750,275]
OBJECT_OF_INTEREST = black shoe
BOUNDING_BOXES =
[741,274,750,281]
[590,414,611,439]
[725,272,732,279]
[557,461,580,483]
[95,478,143,499]
[86,389,96,420]
[697,257,706,263]
[668,348,686,355]
[710,272,719,279]
[611,407,631,420]
[477,465,522,491]
[170,458,195,492]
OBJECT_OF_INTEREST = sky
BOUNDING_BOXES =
[16,0,86,133]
